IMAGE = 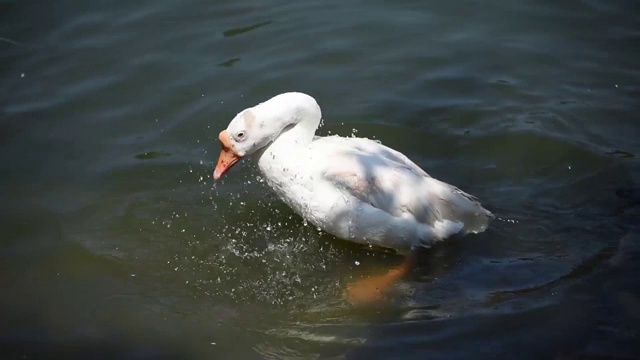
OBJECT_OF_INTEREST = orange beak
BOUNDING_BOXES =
[213,130,241,180]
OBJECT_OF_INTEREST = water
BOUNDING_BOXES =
[1,0,639,358]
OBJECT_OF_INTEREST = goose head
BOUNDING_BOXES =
[213,92,321,180]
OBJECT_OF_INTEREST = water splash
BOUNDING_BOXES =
[158,164,347,308]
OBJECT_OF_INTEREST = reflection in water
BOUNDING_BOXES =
[217,58,241,67]
[222,21,273,37]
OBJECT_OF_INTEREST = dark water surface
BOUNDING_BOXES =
[1,0,639,359]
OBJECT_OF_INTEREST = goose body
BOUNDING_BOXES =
[214,92,491,253]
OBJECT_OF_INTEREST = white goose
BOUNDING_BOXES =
[213,92,491,304]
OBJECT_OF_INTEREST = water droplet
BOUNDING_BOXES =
[355,261,360,266]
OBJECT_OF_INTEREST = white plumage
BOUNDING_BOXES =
[214,92,491,253]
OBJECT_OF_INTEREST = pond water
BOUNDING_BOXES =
[1,0,639,359]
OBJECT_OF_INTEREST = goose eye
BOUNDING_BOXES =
[236,131,246,141]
